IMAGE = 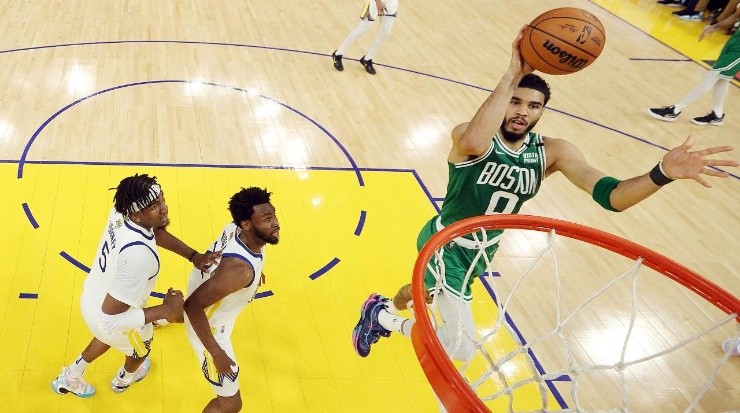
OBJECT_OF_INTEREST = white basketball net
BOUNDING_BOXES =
[422,226,739,413]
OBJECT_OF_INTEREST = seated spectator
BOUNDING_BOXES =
[673,0,729,21]
[713,0,740,30]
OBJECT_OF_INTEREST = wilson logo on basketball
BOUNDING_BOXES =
[541,40,589,69]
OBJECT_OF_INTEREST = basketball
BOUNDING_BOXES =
[521,7,606,75]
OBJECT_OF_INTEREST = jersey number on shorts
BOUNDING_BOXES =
[98,240,110,272]
[485,191,519,215]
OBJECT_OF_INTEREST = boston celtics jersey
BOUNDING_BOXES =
[418,132,546,300]
[441,131,546,225]
[417,132,546,299]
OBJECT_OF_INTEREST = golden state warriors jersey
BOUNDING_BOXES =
[82,208,160,309]
[186,223,264,327]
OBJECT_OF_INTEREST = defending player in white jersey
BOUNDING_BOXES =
[184,187,279,413]
[51,174,218,398]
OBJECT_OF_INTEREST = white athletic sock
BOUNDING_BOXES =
[67,354,88,378]
[364,16,395,60]
[116,366,136,384]
[675,70,721,111]
[435,291,477,362]
[336,20,374,56]
[711,78,729,117]
[385,299,400,314]
[377,309,414,338]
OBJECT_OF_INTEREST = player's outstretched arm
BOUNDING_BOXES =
[99,288,183,332]
[154,227,220,271]
[608,136,737,210]
[660,135,737,187]
[450,27,533,162]
[548,136,737,212]
[184,258,253,375]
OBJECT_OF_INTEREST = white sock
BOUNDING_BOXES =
[385,299,400,314]
[711,78,729,117]
[675,70,721,112]
[377,309,414,338]
[67,354,88,378]
[116,366,135,384]
[336,20,374,56]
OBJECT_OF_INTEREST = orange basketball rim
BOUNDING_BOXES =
[410,214,739,413]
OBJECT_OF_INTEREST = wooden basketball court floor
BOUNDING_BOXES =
[0,0,737,411]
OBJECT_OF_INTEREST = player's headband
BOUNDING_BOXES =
[127,183,162,215]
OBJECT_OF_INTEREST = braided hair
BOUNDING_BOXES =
[229,187,272,225]
[113,174,161,216]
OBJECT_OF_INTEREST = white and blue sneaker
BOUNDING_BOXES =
[51,367,96,398]
[111,357,151,393]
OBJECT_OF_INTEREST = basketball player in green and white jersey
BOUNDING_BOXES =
[351,28,739,369]
[648,2,740,126]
